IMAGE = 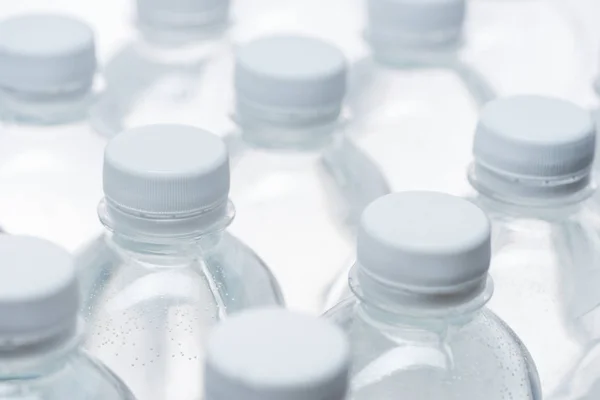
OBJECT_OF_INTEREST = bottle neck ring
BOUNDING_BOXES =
[99,197,234,245]
[468,162,595,207]
[367,28,462,67]
[0,320,81,379]
[0,82,96,125]
[349,263,493,320]
[235,100,343,150]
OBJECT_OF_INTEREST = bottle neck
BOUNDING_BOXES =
[468,162,595,210]
[136,18,228,63]
[99,198,234,253]
[0,322,81,380]
[0,83,95,125]
[349,264,493,324]
[235,101,343,151]
[367,28,462,67]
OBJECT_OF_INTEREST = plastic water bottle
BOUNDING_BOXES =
[466,95,600,398]
[90,0,233,136]
[325,191,541,400]
[0,235,135,400]
[204,308,350,400]
[78,124,283,400]
[347,0,589,196]
[0,14,105,251]
[232,0,364,61]
[226,35,390,313]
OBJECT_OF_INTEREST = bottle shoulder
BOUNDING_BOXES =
[228,133,388,220]
[0,350,135,400]
[325,298,540,399]
[76,232,283,316]
[471,198,600,393]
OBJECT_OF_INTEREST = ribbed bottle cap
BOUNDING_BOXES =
[0,14,96,93]
[103,124,229,217]
[136,0,230,29]
[235,35,347,120]
[473,96,595,180]
[367,0,466,50]
[205,308,350,400]
[0,236,78,340]
[357,192,491,300]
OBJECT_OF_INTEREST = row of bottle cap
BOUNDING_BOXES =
[1,12,594,193]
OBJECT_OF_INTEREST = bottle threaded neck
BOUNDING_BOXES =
[349,263,493,319]
[99,197,234,243]
[468,162,594,207]
[0,83,95,125]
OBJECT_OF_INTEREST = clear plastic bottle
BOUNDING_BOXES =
[348,0,588,196]
[204,308,350,400]
[0,14,105,252]
[90,0,234,136]
[225,35,390,313]
[232,0,365,61]
[0,235,135,400]
[78,124,283,400]
[464,95,600,398]
[325,191,541,400]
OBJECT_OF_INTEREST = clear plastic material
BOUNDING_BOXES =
[464,173,600,399]
[232,0,365,61]
[325,287,541,400]
[0,88,105,252]
[79,201,283,400]
[90,21,232,137]
[348,0,589,196]
[0,334,135,400]
[227,116,389,313]
[328,177,600,397]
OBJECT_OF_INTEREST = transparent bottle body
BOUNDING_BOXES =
[78,230,282,400]
[347,57,478,196]
[466,190,600,398]
[226,121,389,313]
[0,345,135,400]
[0,90,105,252]
[349,0,589,196]
[90,24,233,138]
[326,297,541,400]
[463,0,591,104]
[232,0,365,61]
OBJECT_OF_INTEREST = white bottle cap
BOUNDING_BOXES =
[473,96,595,181]
[0,14,96,93]
[0,236,78,340]
[367,0,466,50]
[136,0,230,29]
[103,124,229,217]
[205,308,350,400]
[235,35,347,120]
[356,192,491,305]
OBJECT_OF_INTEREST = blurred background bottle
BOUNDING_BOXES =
[0,14,105,251]
[226,35,389,313]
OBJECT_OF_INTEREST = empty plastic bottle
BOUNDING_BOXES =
[0,235,135,400]
[78,124,283,400]
[90,0,233,136]
[325,191,541,400]
[466,95,600,398]
[204,308,350,400]
[225,35,390,313]
[0,14,105,251]
[348,0,589,196]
